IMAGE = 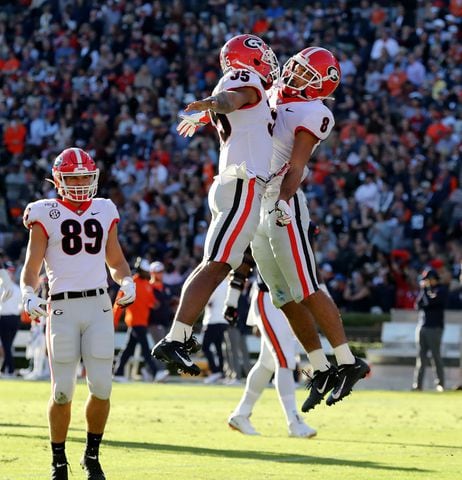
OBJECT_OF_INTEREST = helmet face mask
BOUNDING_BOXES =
[281,47,341,100]
[52,148,99,202]
[220,34,280,89]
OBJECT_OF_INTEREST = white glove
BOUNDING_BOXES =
[22,286,48,320]
[273,199,293,226]
[0,269,13,302]
[177,111,210,137]
[117,276,136,307]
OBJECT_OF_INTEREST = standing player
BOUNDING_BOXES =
[20,148,135,480]
[152,34,279,374]
[228,276,317,438]
[249,47,369,409]
[0,262,13,303]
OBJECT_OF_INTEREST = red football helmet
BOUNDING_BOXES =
[52,148,99,201]
[219,34,279,89]
[281,47,341,100]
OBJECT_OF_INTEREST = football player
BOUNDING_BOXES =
[228,275,317,438]
[152,34,279,375]
[20,147,135,480]
[250,47,370,409]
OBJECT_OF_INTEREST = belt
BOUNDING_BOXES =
[50,288,107,301]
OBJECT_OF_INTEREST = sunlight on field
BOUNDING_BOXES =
[1,380,461,480]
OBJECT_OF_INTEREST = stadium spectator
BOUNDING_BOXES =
[412,267,449,392]
[0,0,458,332]
[0,263,21,377]
[113,258,165,383]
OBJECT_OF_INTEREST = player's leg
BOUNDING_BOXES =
[257,291,316,437]
[46,301,82,479]
[80,295,114,479]
[228,287,273,435]
[153,177,263,375]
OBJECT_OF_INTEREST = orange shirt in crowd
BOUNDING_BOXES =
[114,274,155,328]
[4,122,27,154]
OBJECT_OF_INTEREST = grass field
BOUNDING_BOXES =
[1,379,461,480]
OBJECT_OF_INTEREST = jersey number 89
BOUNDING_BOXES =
[61,219,103,255]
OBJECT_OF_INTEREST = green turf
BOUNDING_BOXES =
[1,380,461,479]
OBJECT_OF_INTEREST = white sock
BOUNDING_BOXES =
[165,321,193,343]
[333,343,355,365]
[274,367,298,425]
[233,360,273,417]
[308,349,331,372]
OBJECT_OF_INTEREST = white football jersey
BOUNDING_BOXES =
[211,69,274,178]
[23,198,119,294]
[270,96,335,185]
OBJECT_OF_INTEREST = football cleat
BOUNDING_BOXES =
[326,357,370,406]
[80,454,106,480]
[151,339,201,376]
[301,366,338,412]
[228,414,260,435]
[288,414,317,438]
[51,454,68,480]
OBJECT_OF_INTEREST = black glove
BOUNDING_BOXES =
[223,305,239,326]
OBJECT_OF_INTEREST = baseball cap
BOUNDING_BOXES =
[150,261,164,273]
[421,268,440,281]
[135,258,151,272]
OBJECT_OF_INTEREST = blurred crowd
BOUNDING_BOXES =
[1,0,462,314]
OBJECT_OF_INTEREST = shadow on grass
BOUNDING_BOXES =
[1,422,85,431]
[6,433,430,473]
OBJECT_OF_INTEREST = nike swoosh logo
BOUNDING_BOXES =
[285,107,294,112]
[90,212,100,215]
[176,351,193,367]
[56,463,67,468]
[103,308,111,312]
[331,376,347,400]
[86,455,98,460]
[316,375,330,394]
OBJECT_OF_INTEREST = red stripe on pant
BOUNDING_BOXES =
[257,290,288,368]
[286,222,310,298]
[218,178,256,263]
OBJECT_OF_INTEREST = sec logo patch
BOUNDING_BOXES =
[49,209,60,219]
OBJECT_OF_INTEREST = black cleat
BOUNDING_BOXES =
[301,366,338,412]
[51,454,68,480]
[326,357,370,406]
[152,339,201,376]
[80,454,106,480]
[185,334,202,354]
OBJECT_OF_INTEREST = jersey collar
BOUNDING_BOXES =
[57,198,92,215]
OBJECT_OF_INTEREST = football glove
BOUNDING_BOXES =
[223,306,239,327]
[0,269,13,302]
[117,276,136,307]
[22,286,47,320]
[177,111,211,137]
[273,199,293,227]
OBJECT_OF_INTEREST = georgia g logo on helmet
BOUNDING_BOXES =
[327,66,339,82]
[243,36,263,49]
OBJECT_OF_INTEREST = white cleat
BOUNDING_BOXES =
[113,375,129,383]
[154,369,170,383]
[228,415,260,435]
[288,415,317,438]
[203,372,223,384]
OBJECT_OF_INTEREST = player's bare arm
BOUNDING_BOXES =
[185,87,258,114]
[105,224,131,284]
[278,130,318,202]
[20,224,47,291]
